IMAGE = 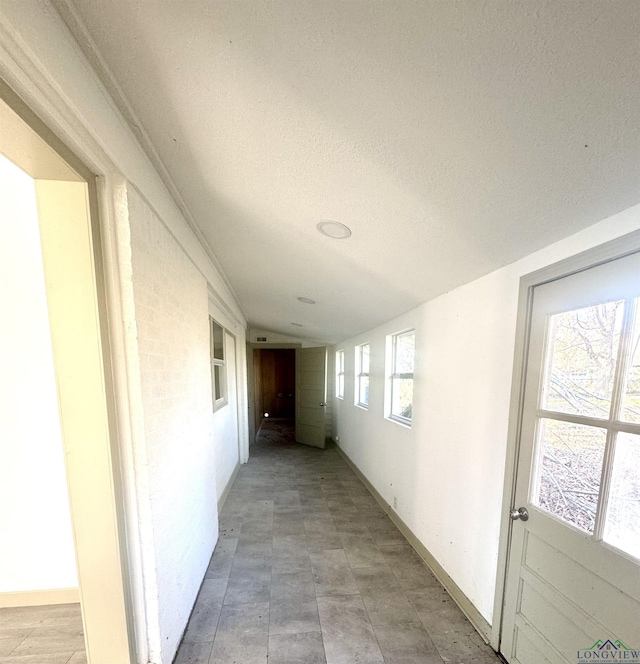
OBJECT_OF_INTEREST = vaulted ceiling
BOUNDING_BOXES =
[58,1,639,343]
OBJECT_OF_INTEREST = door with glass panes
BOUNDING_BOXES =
[501,252,640,663]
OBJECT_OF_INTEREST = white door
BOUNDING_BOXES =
[502,252,640,663]
[295,346,327,449]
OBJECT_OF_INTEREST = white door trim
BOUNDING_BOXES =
[0,35,145,664]
[492,228,640,655]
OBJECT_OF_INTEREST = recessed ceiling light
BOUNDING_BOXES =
[297,297,316,304]
[316,220,352,239]
[291,323,304,327]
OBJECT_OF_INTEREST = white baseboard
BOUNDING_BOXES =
[0,587,80,607]
[217,461,241,512]
[335,443,493,644]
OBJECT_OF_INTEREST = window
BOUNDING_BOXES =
[388,330,414,424]
[355,343,370,408]
[336,349,345,399]
[530,295,640,554]
[210,318,227,410]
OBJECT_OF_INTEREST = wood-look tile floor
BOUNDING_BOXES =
[176,419,501,664]
[0,603,86,664]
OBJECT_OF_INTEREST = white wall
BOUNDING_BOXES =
[126,187,220,663]
[333,204,640,626]
[0,154,77,595]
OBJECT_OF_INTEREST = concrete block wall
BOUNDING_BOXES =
[127,187,219,663]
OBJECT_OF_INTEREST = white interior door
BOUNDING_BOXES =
[501,251,640,663]
[295,346,327,449]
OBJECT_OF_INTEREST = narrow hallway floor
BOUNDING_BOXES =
[175,420,500,664]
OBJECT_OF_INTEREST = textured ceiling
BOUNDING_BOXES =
[60,1,639,343]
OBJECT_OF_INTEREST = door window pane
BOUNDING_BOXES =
[621,303,640,423]
[604,432,640,560]
[541,301,624,419]
[532,419,606,533]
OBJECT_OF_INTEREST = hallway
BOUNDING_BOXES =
[175,420,500,664]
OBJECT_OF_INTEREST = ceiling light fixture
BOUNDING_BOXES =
[297,297,316,304]
[291,323,304,327]
[316,220,352,239]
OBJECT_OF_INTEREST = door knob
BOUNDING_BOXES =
[319,402,327,406]
[509,507,529,521]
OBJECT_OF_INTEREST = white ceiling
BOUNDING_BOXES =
[60,1,639,343]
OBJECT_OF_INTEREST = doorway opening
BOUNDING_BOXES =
[253,348,296,434]
[0,84,133,662]
[0,147,85,660]
[249,344,330,451]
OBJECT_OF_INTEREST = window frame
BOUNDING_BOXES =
[527,286,640,551]
[388,329,415,426]
[355,342,370,409]
[336,349,345,400]
[210,317,228,411]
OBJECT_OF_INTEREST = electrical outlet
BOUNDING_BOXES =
[393,496,398,510]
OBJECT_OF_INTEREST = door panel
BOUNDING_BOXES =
[295,347,327,449]
[514,628,555,664]
[518,581,593,658]
[501,251,640,663]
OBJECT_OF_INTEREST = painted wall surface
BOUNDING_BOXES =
[127,187,219,663]
[332,204,640,625]
[0,154,77,594]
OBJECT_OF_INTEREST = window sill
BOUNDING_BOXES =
[355,403,369,411]
[386,415,411,429]
[213,397,228,413]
